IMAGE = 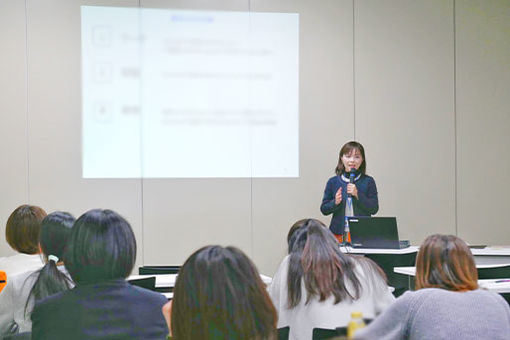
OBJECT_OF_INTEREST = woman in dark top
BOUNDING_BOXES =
[31,209,168,340]
[320,141,379,241]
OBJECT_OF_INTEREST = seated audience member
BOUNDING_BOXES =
[163,245,277,340]
[0,212,75,335]
[268,219,394,340]
[356,234,510,340]
[31,209,168,340]
[0,205,47,277]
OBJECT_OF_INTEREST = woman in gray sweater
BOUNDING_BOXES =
[356,234,510,340]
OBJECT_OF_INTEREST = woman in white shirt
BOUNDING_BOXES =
[268,219,394,340]
[0,205,47,277]
[0,211,75,336]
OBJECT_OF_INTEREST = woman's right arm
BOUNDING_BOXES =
[355,293,412,340]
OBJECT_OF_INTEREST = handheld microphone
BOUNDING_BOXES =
[349,171,356,183]
[348,170,356,197]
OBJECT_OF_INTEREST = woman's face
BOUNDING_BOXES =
[341,149,363,172]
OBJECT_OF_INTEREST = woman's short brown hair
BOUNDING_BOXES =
[415,234,478,291]
[6,205,47,254]
[335,141,367,175]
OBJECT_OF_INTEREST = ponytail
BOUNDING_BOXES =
[25,257,72,315]
[23,211,75,316]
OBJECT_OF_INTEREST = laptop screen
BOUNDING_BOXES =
[348,217,401,249]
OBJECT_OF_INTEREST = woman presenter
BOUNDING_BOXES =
[320,141,379,242]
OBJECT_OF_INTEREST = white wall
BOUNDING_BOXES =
[355,0,456,241]
[1,0,509,275]
[456,0,510,243]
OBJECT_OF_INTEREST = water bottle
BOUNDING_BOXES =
[347,311,365,339]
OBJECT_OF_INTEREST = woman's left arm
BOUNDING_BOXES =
[0,280,16,336]
[356,177,379,215]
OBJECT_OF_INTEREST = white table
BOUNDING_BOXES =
[394,264,510,294]
[340,245,510,297]
[341,246,510,262]
[479,279,510,294]
[162,292,173,299]
[394,263,510,277]
[340,246,419,296]
[340,246,419,255]
[127,273,272,299]
[470,247,510,265]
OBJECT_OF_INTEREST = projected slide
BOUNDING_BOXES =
[81,6,299,178]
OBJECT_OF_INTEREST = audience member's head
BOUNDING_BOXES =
[26,212,75,310]
[170,245,277,340]
[287,218,364,308]
[415,234,478,291]
[65,209,136,284]
[6,204,47,254]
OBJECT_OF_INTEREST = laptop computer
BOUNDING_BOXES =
[348,216,410,249]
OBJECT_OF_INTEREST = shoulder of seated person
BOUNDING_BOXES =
[32,290,68,314]
[129,284,167,300]
[400,288,461,301]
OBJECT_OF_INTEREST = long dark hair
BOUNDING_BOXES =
[335,141,367,175]
[65,209,136,284]
[287,219,363,308]
[171,246,277,340]
[25,212,75,314]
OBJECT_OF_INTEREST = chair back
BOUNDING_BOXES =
[3,332,32,340]
[312,328,340,340]
[277,326,289,340]
[128,276,156,291]
[138,265,180,275]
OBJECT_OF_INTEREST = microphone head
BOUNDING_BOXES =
[349,170,356,182]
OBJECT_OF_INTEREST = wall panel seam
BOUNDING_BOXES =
[352,0,356,140]
[453,0,458,237]
[24,0,30,203]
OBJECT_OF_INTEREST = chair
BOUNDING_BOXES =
[477,265,510,280]
[501,293,510,306]
[312,320,371,340]
[138,265,180,275]
[277,326,289,340]
[3,332,31,340]
[127,276,156,291]
[312,328,340,340]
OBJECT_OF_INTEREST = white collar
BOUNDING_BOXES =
[340,173,362,183]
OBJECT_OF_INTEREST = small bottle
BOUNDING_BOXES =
[347,311,365,339]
